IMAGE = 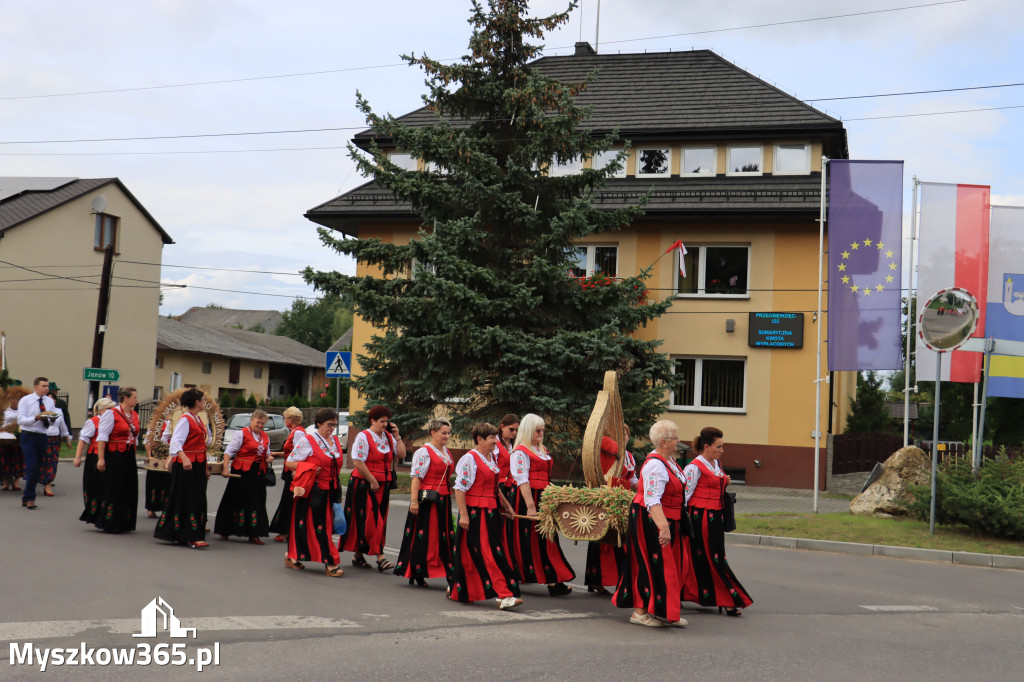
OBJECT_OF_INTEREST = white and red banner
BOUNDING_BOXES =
[915,182,990,382]
[665,239,687,276]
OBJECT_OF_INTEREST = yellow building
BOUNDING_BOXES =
[0,177,172,425]
[306,46,857,488]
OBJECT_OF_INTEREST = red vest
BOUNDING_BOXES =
[179,413,207,463]
[87,416,100,455]
[351,429,395,482]
[688,457,725,510]
[464,450,499,509]
[282,426,303,459]
[306,433,343,490]
[419,444,452,495]
[231,427,270,472]
[495,440,512,486]
[514,444,552,490]
[634,452,685,520]
[107,406,139,453]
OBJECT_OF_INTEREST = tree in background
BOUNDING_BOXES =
[845,371,897,434]
[275,294,353,352]
[303,0,673,454]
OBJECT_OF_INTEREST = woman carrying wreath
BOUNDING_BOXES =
[449,422,522,609]
[394,418,454,588]
[584,436,638,596]
[507,413,575,596]
[269,406,305,543]
[214,409,273,544]
[341,405,405,572]
[682,426,753,616]
[93,387,140,533]
[142,420,171,518]
[154,388,212,549]
[74,397,115,524]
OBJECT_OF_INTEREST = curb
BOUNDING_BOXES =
[727,533,1024,571]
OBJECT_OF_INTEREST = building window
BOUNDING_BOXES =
[201,361,212,374]
[671,356,746,412]
[636,147,671,177]
[726,145,763,175]
[570,245,618,278]
[155,356,163,368]
[549,156,583,177]
[254,366,263,379]
[94,214,118,251]
[229,359,240,385]
[682,147,716,175]
[774,142,811,174]
[388,152,418,171]
[153,386,164,401]
[676,245,749,297]
[592,149,626,178]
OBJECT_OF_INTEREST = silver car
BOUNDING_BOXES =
[223,412,289,451]
[305,411,349,450]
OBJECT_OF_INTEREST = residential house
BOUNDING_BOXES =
[0,177,172,425]
[305,45,858,488]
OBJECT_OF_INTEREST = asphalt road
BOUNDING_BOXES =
[1,463,1022,680]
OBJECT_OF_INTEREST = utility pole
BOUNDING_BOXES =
[89,244,114,409]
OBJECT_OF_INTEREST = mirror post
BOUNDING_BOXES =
[929,351,942,535]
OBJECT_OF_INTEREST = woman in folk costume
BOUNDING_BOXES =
[682,427,753,616]
[215,410,273,544]
[584,435,639,596]
[507,413,575,596]
[154,388,212,549]
[74,397,116,523]
[493,413,519,502]
[0,387,28,492]
[93,387,140,533]
[40,393,72,497]
[449,422,522,610]
[142,420,171,517]
[394,418,455,588]
[341,404,405,572]
[612,419,691,628]
[284,407,344,577]
[269,406,305,543]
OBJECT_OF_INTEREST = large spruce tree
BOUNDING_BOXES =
[305,0,674,456]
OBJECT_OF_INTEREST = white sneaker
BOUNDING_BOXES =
[497,596,523,610]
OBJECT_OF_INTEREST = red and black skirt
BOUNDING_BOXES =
[0,438,23,480]
[585,541,626,589]
[449,506,520,603]
[78,452,104,524]
[40,436,61,485]
[93,447,138,533]
[214,465,270,538]
[154,460,208,544]
[268,469,294,535]
[287,488,339,565]
[394,493,454,582]
[144,469,168,513]
[612,502,689,623]
[508,486,575,584]
[339,477,390,555]
[683,505,753,609]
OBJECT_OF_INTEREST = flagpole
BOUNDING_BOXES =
[975,338,993,471]
[814,156,829,514]
[903,177,920,447]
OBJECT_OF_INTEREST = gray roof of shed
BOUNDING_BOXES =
[0,177,173,244]
[157,317,322,367]
[179,307,284,334]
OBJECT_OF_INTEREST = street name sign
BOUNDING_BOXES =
[83,368,120,382]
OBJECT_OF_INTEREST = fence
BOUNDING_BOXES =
[831,431,904,474]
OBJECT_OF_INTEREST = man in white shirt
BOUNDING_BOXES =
[17,377,56,509]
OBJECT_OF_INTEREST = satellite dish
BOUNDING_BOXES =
[91,195,107,214]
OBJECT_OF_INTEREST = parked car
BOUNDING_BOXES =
[223,412,289,451]
[305,411,349,450]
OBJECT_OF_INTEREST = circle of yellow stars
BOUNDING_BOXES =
[837,237,896,296]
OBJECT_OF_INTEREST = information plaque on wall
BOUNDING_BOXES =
[748,312,804,348]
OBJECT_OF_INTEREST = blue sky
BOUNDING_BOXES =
[1,0,1021,315]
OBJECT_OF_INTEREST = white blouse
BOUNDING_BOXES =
[168,415,211,456]
[410,444,452,479]
[352,429,391,462]
[0,408,17,440]
[640,455,686,509]
[46,412,70,438]
[78,418,98,445]
[224,428,268,458]
[509,444,550,486]
[289,431,341,462]
[683,455,724,505]
[96,406,136,444]
[452,450,498,492]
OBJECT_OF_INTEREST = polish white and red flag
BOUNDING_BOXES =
[915,182,990,382]
[665,239,687,276]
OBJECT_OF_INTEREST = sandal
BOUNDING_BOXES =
[587,586,612,596]
[497,596,523,610]
[655,616,688,627]
[376,556,395,572]
[249,537,265,545]
[629,612,663,628]
[285,557,305,570]
[719,607,742,617]
[547,582,572,597]
[351,556,371,569]
[188,541,210,549]
[273,535,286,543]
[325,565,345,578]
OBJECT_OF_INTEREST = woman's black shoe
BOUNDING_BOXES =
[587,585,612,596]
[547,582,572,597]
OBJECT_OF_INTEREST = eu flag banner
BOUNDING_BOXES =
[985,205,1024,398]
[827,160,904,371]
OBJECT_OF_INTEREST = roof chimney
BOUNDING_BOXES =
[574,41,596,56]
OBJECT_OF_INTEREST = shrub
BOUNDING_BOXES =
[245,393,258,408]
[219,391,232,407]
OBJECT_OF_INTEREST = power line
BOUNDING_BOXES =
[845,104,1024,121]
[0,127,361,146]
[0,146,349,157]
[119,260,306,276]
[806,81,1024,102]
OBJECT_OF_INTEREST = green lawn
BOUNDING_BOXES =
[737,511,1024,557]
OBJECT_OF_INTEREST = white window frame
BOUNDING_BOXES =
[549,156,583,177]
[635,146,672,178]
[675,244,751,299]
[592,149,626,178]
[681,146,717,176]
[669,355,747,413]
[570,244,619,277]
[726,144,763,176]
[388,152,418,171]
[773,142,811,175]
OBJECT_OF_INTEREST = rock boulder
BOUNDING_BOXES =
[849,446,930,516]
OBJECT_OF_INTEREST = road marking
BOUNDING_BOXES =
[859,605,939,612]
[438,609,593,623]
[0,616,361,641]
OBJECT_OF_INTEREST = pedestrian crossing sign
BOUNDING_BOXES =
[325,351,351,378]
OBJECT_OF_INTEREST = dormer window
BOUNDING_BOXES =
[682,147,717,176]
[773,143,811,174]
[726,145,763,176]
[636,147,671,177]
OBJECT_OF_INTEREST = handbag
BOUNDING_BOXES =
[722,489,737,533]
[263,462,277,487]
[332,502,347,535]
[418,446,448,504]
